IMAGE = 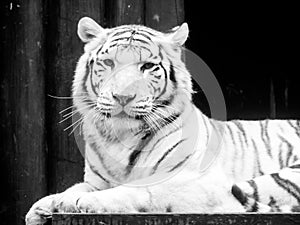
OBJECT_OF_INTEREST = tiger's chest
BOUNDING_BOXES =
[82,112,202,183]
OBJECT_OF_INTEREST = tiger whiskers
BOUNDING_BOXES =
[59,105,78,114]
[67,108,96,136]
[61,103,96,119]
[63,116,83,135]
[150,110,181,133]
[143,115,161,133]
[48,94,88,99]
[153,103,178,114]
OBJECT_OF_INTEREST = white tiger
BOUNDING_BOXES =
[26,17,300,225]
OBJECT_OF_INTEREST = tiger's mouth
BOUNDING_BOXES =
[114,110,136,119]
[98,108,146,120]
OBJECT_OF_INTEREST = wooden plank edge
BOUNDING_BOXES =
[51,212,300,225]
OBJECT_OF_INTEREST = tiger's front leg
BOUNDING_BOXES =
[25,182,97,225]
[76,171,245,213]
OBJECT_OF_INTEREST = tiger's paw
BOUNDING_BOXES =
[26,192,84,225]
[25,194,57,225]
[55,192,86,213]
[76,192,136,213]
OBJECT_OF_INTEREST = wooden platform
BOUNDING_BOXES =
[51,213,300,225]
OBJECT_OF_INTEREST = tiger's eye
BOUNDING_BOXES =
[103,59,114,67]
[141,62,155,70]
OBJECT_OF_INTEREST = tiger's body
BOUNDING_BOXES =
[26,17,300,225]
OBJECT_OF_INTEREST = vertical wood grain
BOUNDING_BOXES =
[0,1,46,224]
[145,0,185,31]
[45,0,105,194]
[106,0,144,26]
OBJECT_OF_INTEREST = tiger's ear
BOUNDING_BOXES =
[169,23,189,45]
[77,17,104,42]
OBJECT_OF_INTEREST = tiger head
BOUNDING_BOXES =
[73,17,193,134]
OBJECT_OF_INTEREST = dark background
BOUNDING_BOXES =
[0,1,299,225]
[185,2,299,120]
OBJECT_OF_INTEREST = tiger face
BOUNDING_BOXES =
[73,17,192,133]
[89,37,170,119]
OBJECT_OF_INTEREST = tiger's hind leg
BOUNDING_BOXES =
[232,163,300,212]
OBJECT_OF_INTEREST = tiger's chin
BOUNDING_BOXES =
[98,110,146,136]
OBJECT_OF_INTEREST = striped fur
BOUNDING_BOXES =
[26,17,300,224]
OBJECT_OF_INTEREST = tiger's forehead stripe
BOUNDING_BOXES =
[109,36,150,46]
[110,24,160,35]
[108,32,153,46]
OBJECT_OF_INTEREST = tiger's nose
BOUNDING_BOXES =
[112,93,136,106]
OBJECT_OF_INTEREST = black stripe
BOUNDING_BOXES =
[251,139,264,176]
[78,60,96,110]
[233,120,249,147]
[226,124,236,146]
[271,173,300,203]
[158,44,164,61]
[96,45,104,55]
[268,196,281,212]
[278,134,294,167]
[128,150,142,166]
[154,96,174,108]
[154,62,168,99]
[286,146,294,167]
[237,132,246,175]
[110,37,150,45]
[82,60,91,94]
[95,59,106,69]
[231,184,248,205]
[260,120,272,158]
[137,29,157,36]
[88,142,115,177]
[86,159,110,184]
[234,126,243,147]
[145,125,182,161]
[149,82,161,94]
[131,38,150,45]
[227,124,238,177]
[89,61,99,96]
[126,132,153,174]
[232,122,246,174]
[135,32,153,41]
[151,139,186,173]
[160,113,181,127]
[152,67,160,72]
[109,37,131,43]
[290,164,300,169]
[278,142,285,169]
[168,154,192,172]
[111,29,132,37]
[169,61,176,84]
[248,179,259,202]
[247,180,259,211]
[287,120,300,138]
[109,43,118,48]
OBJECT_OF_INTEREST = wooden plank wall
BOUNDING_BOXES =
[0,1,184,225]
[45,0,105,195]
[0,1,46,224]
